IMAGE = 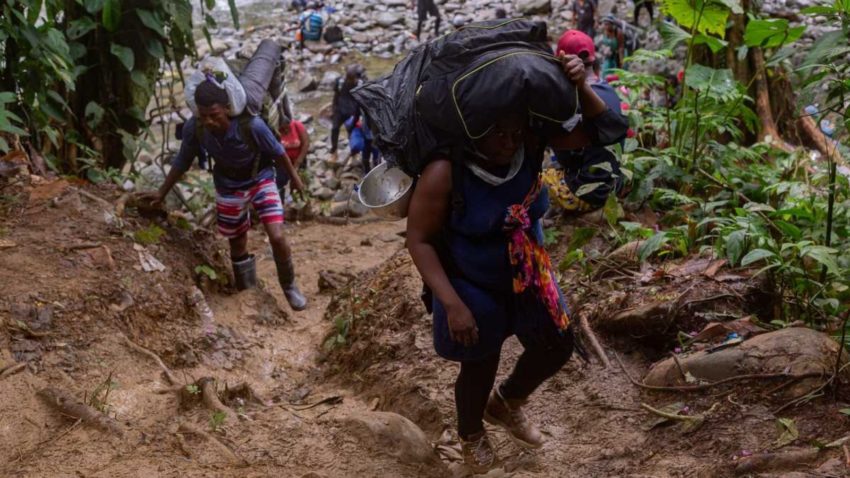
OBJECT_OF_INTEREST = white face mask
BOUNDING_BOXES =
[464,144,525,186]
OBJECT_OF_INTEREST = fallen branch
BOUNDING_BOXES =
[197,377,238,422]
[579,314,610,369]
[177,421,247,466]
[66,242,102,251]
[614,352,824,392]
[734,448,819,475]
[37,387,124,436]
[120,334,178,385]
[72,187,114,210]
[0,362,26,379]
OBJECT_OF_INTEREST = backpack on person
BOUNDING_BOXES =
[351,19,579,177]
[300,10,324,41]
[179,40,290,179]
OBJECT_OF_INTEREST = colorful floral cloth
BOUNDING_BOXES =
[504,175,571,331]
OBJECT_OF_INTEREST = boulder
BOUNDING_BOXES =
[337,411,437,465]
[644,327,843,396]
[297,74,318,93]
[517,0,551,15]
[376,12,404,28]
[319,71,342,91]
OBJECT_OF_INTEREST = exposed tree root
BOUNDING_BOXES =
[614,352,824,392]
[120,334,178,385]
[799,115,845,165]
[579,313,610,369]
[37,387,124,436]
[0,362,26,379]
[734,448,819,475]
[197,377,238,422]
[177,421,248,466]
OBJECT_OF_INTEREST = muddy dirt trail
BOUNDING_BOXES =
[1,182,849,478]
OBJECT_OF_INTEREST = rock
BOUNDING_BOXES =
[644,327,844,396]
[318,270,356,292]
[297,74,318,93]
[338,411,437,465]
[375,12,404,28]
[319,71,342,91]
[517,0,551,15]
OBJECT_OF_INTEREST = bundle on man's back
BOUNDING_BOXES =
[352,19,579,176]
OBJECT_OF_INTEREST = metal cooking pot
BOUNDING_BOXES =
[357,162,414,220]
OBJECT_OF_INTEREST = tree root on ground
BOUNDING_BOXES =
[734,448,819,475]
[37,387,124,436]
[197,377,239,422]
[177,421,248,466]
[0,362,26,379]
[614,352,825,393]
[579,313,610,369]
[120,334,178,385]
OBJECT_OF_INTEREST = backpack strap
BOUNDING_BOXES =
[195,121,212,171]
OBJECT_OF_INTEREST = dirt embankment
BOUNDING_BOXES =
[318,214,850,478]
[0,172,440,478]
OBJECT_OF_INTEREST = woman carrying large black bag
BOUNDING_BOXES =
[406,52,627,472]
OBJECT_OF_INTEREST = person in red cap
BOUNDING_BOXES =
[543,30,630,214]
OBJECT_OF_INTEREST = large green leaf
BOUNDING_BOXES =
[110,43,134,71]
[693,33,728,53]
[228,0,240,30]
[638,231,669,262]
[660,0,731,36]
[741,248,776,267]
[659,21,692,50]
[744,19,806,48]
[83,0,106,14]
[145,38,165,59]
[135,9,165,37]
[67,17,97,40]
[684,65,737,98]
[102,0,121,32]
[84,101,105,129]
[725,230,746,265]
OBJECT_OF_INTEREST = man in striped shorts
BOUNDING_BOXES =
[143,80,308,311]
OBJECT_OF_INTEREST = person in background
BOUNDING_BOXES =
[290,0,307,11]
[140,80,308,311]
[495,8,507,19]
[345,116,381,174]
[543,30,627,214]
[633,0,655,26]
[412,0,441,40]
[298,1,324,51]
[276,117,310,196]
[329,65,364,163]
[571,0,597,38]
[600,16,626,76]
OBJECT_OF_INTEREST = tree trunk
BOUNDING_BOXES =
[750,47,782,143]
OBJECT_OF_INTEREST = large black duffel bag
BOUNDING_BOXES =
[351,19,578,176]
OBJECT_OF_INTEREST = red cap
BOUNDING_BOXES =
[556,30,596,62]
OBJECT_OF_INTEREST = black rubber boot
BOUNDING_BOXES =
[273,253,307,311]
[232,255,258,291]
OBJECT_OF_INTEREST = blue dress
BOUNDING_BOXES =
[432,151,572,362]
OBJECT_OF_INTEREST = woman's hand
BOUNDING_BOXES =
[446,302,479,347]
[558,52,587,86]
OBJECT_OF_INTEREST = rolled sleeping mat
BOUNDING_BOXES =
[240,39,283,117]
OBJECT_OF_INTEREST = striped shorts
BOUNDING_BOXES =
[215,178,284,238]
